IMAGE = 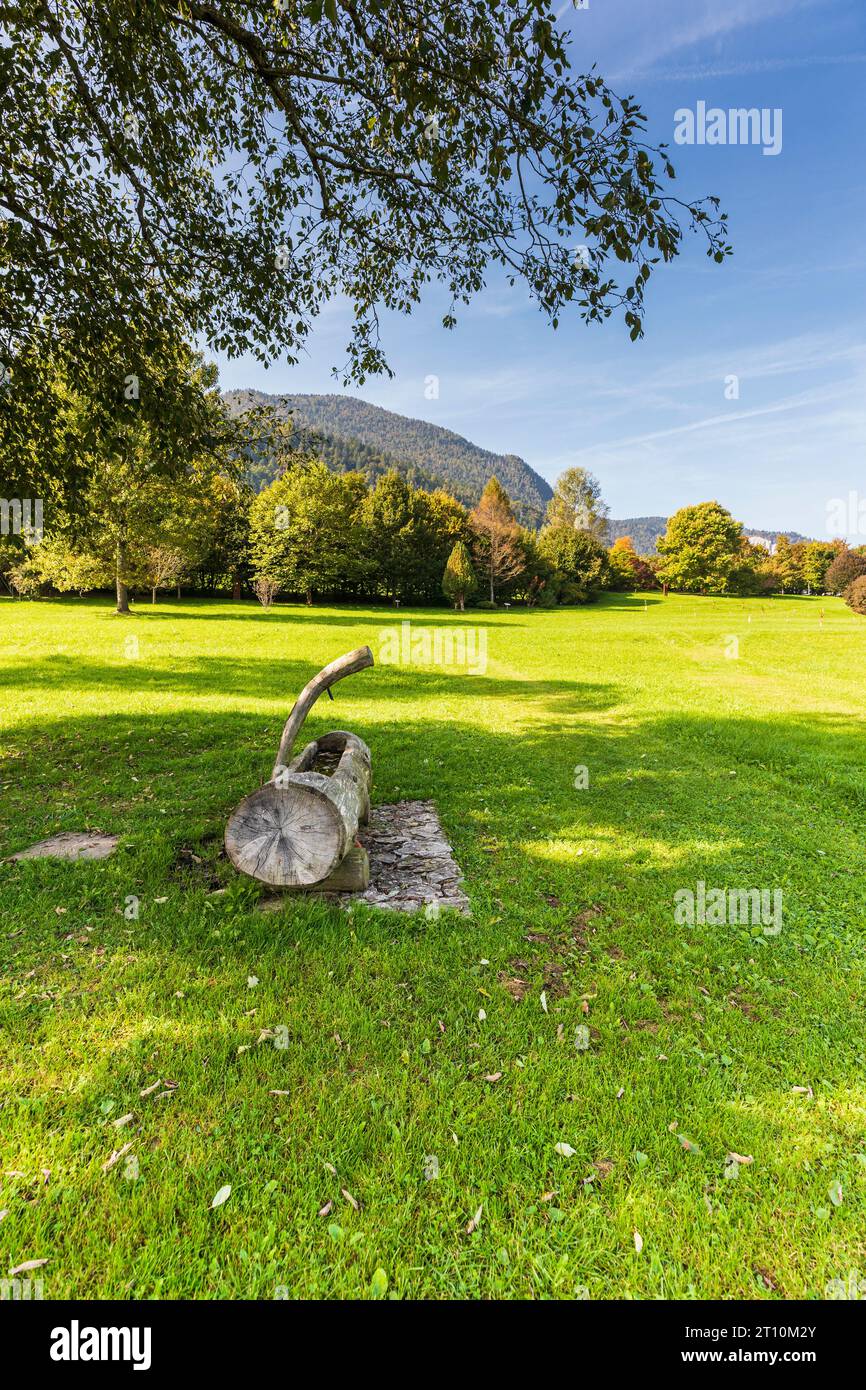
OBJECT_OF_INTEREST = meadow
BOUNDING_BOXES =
[0,592,864,1300]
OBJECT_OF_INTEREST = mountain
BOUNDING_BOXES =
[222,389,553,526]
[606,517,811,555]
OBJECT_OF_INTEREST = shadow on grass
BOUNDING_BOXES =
[1,691,863,879]
[3,595,530,628]
[0,652,622,706]
[2,691,865,1258]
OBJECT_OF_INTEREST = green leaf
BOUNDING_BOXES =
[370,1267,389,1299]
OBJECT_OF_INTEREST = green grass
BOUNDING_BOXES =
[1,592,865,1300]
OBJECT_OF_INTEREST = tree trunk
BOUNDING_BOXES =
[225,647,374,889]
[232,571,241,600]
[115,540,130,614]
[152,587,157,604]
[306,588,313,606]
[489,573,494,603]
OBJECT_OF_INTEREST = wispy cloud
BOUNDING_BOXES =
[563,379,858,458]
[638,52,866,82]
[563,0,826,84]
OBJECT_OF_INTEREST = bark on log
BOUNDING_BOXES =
[225,648,374,889]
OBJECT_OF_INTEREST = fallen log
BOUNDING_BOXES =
[225,647,373,889]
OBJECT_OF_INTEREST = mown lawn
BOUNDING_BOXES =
[1,592,864,1300]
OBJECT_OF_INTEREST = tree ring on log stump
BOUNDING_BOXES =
[225,777,348,887]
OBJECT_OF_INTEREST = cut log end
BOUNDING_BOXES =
[226,732,373,888]
[225,780,346,887]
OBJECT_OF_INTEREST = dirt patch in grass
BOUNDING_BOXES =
[568,903,604,950]
[498,973,529,1002]
[168,843,225,892]
[503,904,610,1002]
[728,989,762,1021]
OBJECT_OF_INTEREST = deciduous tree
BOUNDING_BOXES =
[1,1,730,499]
[250,461,368,603]
[657,502,744,595]
[825,547,866,595]
[844,574,866,615]
[538,525,608,603]
[470,477,525,604]
[546,467,609,541]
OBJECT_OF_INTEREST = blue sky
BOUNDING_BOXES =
[216,0,866,538]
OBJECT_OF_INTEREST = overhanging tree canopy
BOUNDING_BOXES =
[1,0,730,405]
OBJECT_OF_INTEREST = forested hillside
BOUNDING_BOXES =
[223,390,552,525]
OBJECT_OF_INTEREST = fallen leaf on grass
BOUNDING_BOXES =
[540,991,548,1014]
[341,1188,359,1210]
[633,1230,643,1254]
[792,1085,814,1099]
[484,1072,503,1084]
[318,1200,333,1218]
[268,1089,290,1096]
[829,1179,844,1207]
[9,1258,48,1276]
[727,1152,754,1166]
[113,1113,134,1129]
[102,1142,134,1174]
[466,1204,483,1234]
[139,1079,162,1098]
[210,1185,232,1209]
[554,1143,576,1158]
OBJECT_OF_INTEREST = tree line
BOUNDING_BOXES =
[6,412,862,613]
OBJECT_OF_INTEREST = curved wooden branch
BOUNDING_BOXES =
[271,645,373,779]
